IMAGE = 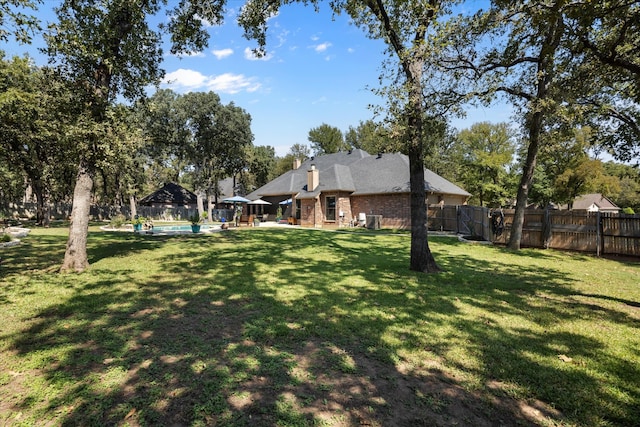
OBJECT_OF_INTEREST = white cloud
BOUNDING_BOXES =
[312,96,327,105]
[244,47,273,61]
[207,73,261,93]
[275,28,289,48]
[347,47,355,54]
[162,69,208,89]
[314,42,332,53]
[212,48,233,59]
[162,69,261,94]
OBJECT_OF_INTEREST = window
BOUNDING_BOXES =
[295,199,301,219]
[326,196,336,221]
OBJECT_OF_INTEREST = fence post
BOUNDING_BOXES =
[542,209,551,249]
[596,211,602,257]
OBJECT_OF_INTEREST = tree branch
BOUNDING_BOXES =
[580,35,640,76]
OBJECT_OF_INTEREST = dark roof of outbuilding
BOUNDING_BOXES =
[247,149,470,201]
[139,182,198,206]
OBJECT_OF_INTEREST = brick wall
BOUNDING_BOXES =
[351,194,411,229]
[299,198,322,227]
[298,192,467,229]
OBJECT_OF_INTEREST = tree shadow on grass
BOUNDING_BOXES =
[0,234,67,275]
[87,231,181,264]
[3,228,639,426]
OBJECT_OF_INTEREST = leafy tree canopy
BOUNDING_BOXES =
[0,0,40,43]
[307,123,349,155]
[0,54,79,224]
[345,119,397,154]
[456,122,516,207]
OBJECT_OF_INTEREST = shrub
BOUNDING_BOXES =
[189,213,201,225]
[132,216,145,226]
[622,207,635,215]
[1,233,12,243]
[110,215,126,229]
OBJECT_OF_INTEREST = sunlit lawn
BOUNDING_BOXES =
[0,225,638,426]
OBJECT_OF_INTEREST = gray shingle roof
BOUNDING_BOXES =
[246,150,470,200]
[139,182,197,206]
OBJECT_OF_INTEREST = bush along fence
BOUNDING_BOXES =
[428,205,640,258]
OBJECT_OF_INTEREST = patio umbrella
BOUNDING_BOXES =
[222,195,251,203]
[279,198,292,205]
[248,199,271,205]
[222,195,251,225]
[248,198,272,217]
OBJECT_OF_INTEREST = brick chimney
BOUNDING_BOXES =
[307,164,319,191]
[293,158,301,170]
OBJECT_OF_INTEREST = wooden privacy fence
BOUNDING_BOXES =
[2,203,234,223]
[428,205,640,257]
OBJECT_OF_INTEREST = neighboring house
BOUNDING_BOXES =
[138,182,198,209]
[570,193,620,213]
[246,149,470,229]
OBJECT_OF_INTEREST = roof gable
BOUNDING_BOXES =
[572,193,620,211]
[297,164,356,199]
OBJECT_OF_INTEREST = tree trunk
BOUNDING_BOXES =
[129,194,137,218]
[197,191,205,217]
[32,179,46,226]
[41,190,50,228]
[407,61,440,273]
[60,161,93,273]
[33,180,51,227]
[207,192,214,221]
[409,144,441,273]
[508,112,542,250]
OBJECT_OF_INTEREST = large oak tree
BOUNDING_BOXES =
[434,1,639,249]
[44,0,225,272]
[239,0,454,273]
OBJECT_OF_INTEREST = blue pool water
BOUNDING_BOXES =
[152,224,214,232]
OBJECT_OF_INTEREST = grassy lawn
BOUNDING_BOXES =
[0,226,638,426]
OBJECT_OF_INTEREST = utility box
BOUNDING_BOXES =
[366,215,382,230]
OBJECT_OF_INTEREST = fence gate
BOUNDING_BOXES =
[457,205,473,236]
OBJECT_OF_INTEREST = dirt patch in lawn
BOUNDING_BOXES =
[108,300,561,427]
[266,339,560,427]
[1,298,563,427]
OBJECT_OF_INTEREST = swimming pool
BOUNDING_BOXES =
[100,223,222,235]
[151,224,218,232]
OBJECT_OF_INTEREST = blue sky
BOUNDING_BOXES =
[4,1,511,157]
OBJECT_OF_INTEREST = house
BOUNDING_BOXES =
[246,149,470,229]
[138,182,198,209]
[570,193,620,213]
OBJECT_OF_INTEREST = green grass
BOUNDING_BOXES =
[0,225,638,426]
